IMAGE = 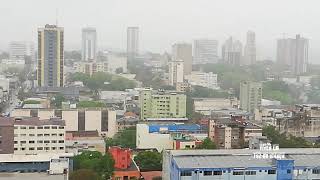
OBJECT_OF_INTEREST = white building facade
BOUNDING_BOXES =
[185,72,219,89]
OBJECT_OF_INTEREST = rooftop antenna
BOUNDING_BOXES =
[56,8,59,26]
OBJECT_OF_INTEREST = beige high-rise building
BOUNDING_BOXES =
[168,60,184,86]
[193,39,218,64]
[240,81,262,113]
[37,24,64,87]
[244,31,256,65]
[172,43,192,75]
[277,34,308,75]
[82,27,97,61]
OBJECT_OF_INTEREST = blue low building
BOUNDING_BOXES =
[163,148,320,180]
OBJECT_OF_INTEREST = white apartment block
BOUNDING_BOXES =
[185,71,219,89]
[11,108,117,138]
[107,54,128,73]
[9,41,34,60]
[13,118,66,155]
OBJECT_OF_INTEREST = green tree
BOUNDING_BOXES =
[196,137,217,149]
[73,151,114,179]
[69,169,101,180]
[262,126,313,148]
[134,151,162,171]
[262,80,295,105]
[105,127,136,149]
[51,94,65,108]
[77,101,106,108]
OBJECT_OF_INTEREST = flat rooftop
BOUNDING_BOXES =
[0,173,65,180]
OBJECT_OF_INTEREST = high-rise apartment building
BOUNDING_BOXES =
[37,24,64,87]
[240,81,262,113]
[172,43,192,75]
[244,31,256,65]
[127,27,139,61]
[193,39,218,64]
[82,27,97,61]
[277,34,308,75]
[185,71,219,90]
[222,37,243,66]
[140,88,187,120]
[168,60,184,86]
[9,41,35,61]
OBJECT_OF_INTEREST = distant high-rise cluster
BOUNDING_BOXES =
[82,27,97,61]
[37,24,64,87]
[277,34,308,75]
[127,27,139,61]
[193,39,218,64]
[244,31,256,65]
[222,37,243,66]
[172,43,192,75]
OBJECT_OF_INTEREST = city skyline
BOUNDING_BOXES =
[1,0,319,63]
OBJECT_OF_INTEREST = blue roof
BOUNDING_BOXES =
[148,124,201,133]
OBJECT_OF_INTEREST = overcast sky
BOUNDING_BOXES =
[1,0,319,63]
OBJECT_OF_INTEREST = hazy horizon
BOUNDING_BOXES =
[1,0,319,63]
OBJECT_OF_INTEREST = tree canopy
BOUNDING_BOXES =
[77,101,106,108]
[262,126,313,148]
[70,72,136,91]
[262,80,295,105]
[196,137,217,149]
[105,126,136,149]
[134,151,162,171]
[51,94,65,108]
[73,151,114,179]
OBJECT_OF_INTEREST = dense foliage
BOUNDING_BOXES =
[134,151,162,171]
[262,80,295,105]
[105,126,136,149]
[73,151,114,179]
[196,137,217,149]
[51,94,65,108]
[23,100,40,104]
[70,72,136,91]
[262,126,313,148]
[77,101,106,108]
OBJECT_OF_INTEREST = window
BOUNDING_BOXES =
[20,141,26,144]
[44,134,50,136]
[213,171,222,175]
[268,170,276,174]
[51,126,57,129]
[29,141,35,144]
[44,126,50,129]
[37,147,43,150]
[59,133,64,136]
[287,170,291,174]
[14,148,18,150]
[37,140,43,143]
[29,147,35,150]
[29,126,35,129]
[29,134,35,137]
[21,134,26,136]
[37,127,43,129]
[37,134,43,137]
[21,148,25,150]
[313,169,320,174]
[58,140,64,143]
[245,171,256,175]
[52,140,57,143]
[44,140,50,143]
[59,147,64,150]
[181,171,192,176]
[51,134,57,136]
[14,141,18,144]
[204,171,212,176]
[14,126,18,129]
[52,147,56,150]
[45,147,50,150]
[20,126,27,129]
[233,171,244,175]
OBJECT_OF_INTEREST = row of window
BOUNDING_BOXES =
[14,140,64,144]
[15,126,64,130]
[14,133,64,137]
[181,170,277,177]
[14,147,64,151]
